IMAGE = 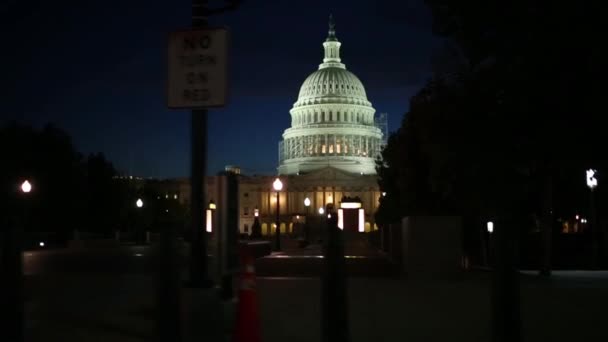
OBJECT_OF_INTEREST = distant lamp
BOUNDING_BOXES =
[318,207,325,215]
[487,221,494,234]
[272,178,283,251]
[21,180,32,193]
[39,241,45,247]
[576,214,579,220]
[381,192,386,197]
[209,201,216,210]
[174,194,178,199]
[254,208,259,217]
[136,198,144,208]
[273,178,283,191]
[586,169,598,189]
[304,197,311,207]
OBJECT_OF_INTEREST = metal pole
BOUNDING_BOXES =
[491,217,521,342]
[275,191,281,251]
[189,0,210,288]
[321,204,349,342]
[590,189,599,269]
[2,221,24,342]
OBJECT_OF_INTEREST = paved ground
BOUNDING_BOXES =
[13,243,608,341]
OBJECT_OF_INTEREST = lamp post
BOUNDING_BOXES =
[135,198,144,243]
[586,169,599,268]
[304,197,311,243]
[5,180,32,342]
[273,178,283,251]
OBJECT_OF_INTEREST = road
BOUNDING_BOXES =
[12,243,608,342]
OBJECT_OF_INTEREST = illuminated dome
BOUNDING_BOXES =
[278,16,383,175]
[295,68,371,107]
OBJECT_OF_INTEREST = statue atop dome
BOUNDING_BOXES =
[327,14,337,41]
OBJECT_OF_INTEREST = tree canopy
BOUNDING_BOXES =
[377,2,606,225]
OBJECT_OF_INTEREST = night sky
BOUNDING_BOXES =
[2,0,440,178]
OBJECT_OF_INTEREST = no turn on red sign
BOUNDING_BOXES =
[167,28,229,109]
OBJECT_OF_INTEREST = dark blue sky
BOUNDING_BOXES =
[2,0,440,178]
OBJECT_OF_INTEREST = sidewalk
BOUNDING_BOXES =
[24,270,608,342]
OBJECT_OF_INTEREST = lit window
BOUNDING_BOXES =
[336,144,341,153]
[322,145,326,154]
[329,145,334,153]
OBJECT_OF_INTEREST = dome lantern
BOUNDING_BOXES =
[321,14,344,69]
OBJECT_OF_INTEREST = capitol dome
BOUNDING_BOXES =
[278,16,384,176]
[295,68,371,107]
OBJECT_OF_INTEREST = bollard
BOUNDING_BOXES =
[321,203,349,342]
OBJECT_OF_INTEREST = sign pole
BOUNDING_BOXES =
[189,0,210,288]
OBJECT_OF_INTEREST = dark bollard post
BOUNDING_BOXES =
[218,172,239,300]
[1,223,24,342]
[321,203,349,342]
[157,221,181,342]
[491,217,521,342]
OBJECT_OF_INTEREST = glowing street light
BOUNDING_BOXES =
[272,178,283,251]
[318,207,325,215]
[586,169,598,190]
[304,197,311,208]
[487,221,494,234]
[136,198,144,208]
[303,197,311,242]
[21,180,32,193]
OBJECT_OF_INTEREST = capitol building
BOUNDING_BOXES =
[157,17,386,235]
[278,16,384,175]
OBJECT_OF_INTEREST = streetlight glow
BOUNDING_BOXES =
[304,197,311,207]
[318,207,325,215]
[587,169,598,189]
[487,221,494,233]
[136,198,143,208]
[21,180,32,193]
[273,178,283,191]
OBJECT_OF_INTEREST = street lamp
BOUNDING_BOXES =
[586,169,599,267]
[273,178,283,251]
[136,198,144,208]
[318,207,325,215]
[304,197,311,242]
[487,221,494,234]
[20,180,32,193]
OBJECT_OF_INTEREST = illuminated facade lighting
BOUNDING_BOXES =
[340,202,362,209]
[358,208,365,232]
[206,209,212,232]
[338,209,344,229]
[487,221,494,233]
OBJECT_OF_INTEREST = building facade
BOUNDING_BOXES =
[152,17,384,235]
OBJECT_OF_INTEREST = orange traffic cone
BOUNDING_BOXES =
[233,245,262,342]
